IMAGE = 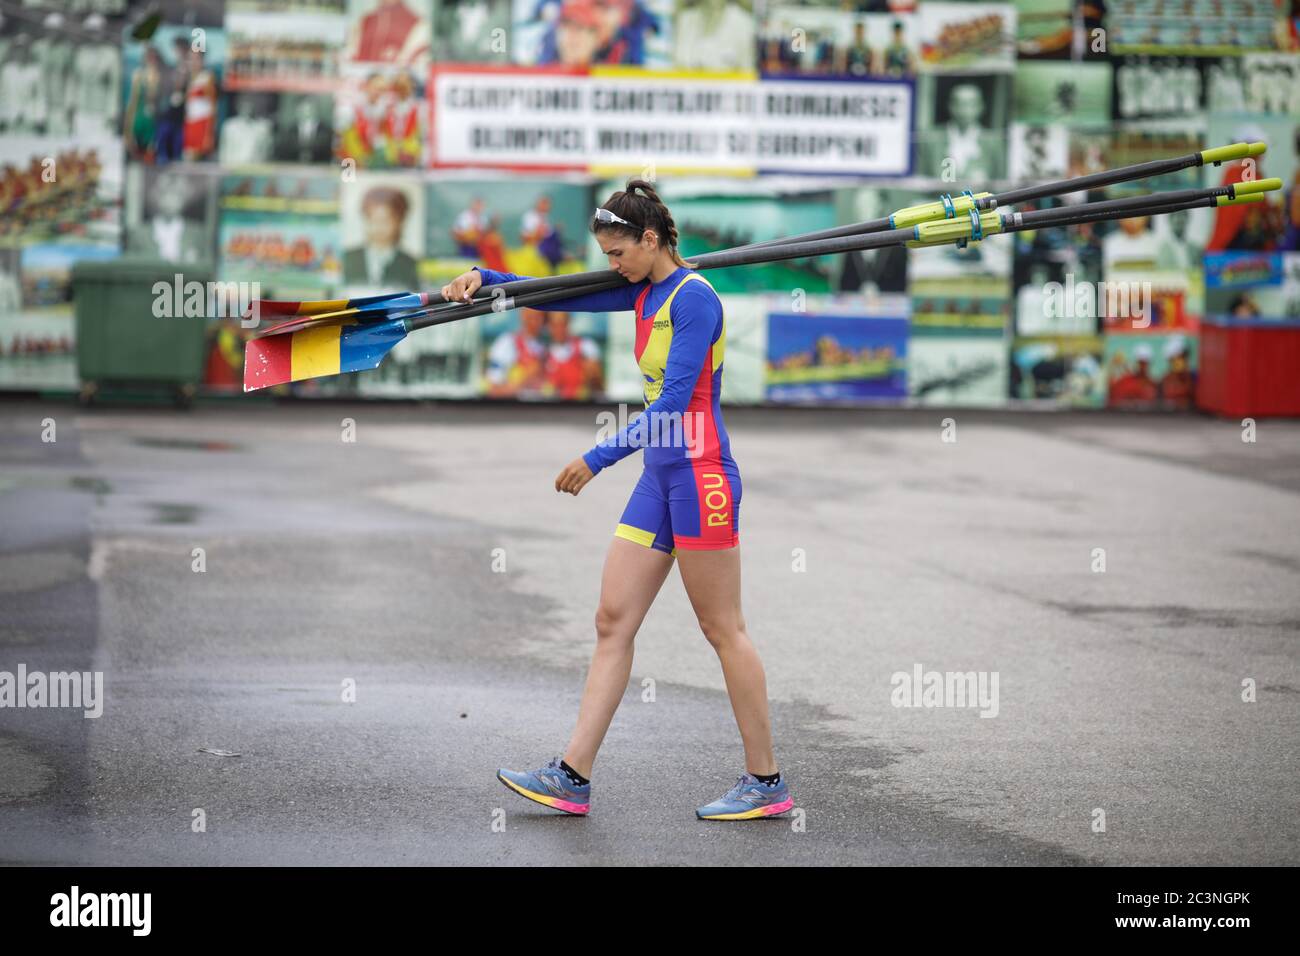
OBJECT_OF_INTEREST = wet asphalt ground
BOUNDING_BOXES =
[1,399,1296,865]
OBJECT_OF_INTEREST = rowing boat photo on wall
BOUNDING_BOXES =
[225,1,347,91]
[765,305,909,403]
[1011,0,1075,60]
[218,169,343,295]
[1,242,117,392]
[915,2,1017,74]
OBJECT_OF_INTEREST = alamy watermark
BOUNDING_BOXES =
[1042,276,1153,329]
[891,664,999,718]
[152,274,262,328]
[595,404,707,457]
[0,665,103,718]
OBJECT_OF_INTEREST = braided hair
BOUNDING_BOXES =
[593,179,697,269]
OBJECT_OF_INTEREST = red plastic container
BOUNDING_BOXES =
[1198,317,1300,418]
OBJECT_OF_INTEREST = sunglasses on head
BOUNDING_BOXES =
[592,207,644,232]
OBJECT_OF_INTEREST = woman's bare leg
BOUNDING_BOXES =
[562,536,674,778]
[675,546,777,776]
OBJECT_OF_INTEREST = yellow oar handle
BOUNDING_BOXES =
[1231,176,1282,197]
[1217,194,1265,207]
[908,210,1004,247]
[1201,141,1267,164]
[891,191,994,229]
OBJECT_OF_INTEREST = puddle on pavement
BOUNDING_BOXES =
[148,502,201,525]
[69,476,112,496]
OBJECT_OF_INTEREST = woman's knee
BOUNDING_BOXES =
[594,603,634,644]
[697,614,744,649]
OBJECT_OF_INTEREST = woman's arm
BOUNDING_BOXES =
[473,266,641,313]
[582,284,722,476]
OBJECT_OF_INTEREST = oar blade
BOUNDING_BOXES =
[245,291,422,319]
[243,317,408,392]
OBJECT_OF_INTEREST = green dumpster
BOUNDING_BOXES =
[71,258,213,404]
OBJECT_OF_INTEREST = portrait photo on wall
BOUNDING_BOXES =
[914,72,1010,182]
[340,174,425,292]
[124,163,220,264]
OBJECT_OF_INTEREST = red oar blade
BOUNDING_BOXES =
[243,316,408,392]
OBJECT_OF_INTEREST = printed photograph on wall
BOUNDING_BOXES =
[766,307,909,403]
[220,92,338,166]
[629,183,838,294]
[219,170,342,296]
[427,179,592,279]
[123,163,220,264]
[916,2,1017,74]
[345,0,432,68]
[1103,331,1198,411]
[225,1,347,90]
[1010,335,1105,406]
[831,186,918,303]
[756,7,916,76]
[340,172,425,292]
[479,306,608,401]
[675,0,757,72]
[335,66,424,169]
[914,72,1010,182]
[908,334,1009,405]
[511,0,674,68]
[1012,60,1111,126]
[121,22,226,164]
[431,0,513,63]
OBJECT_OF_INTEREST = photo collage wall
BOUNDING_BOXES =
[1,0,1298,407]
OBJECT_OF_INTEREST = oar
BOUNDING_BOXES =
[245,141,1266,324]
[244,172,1280,391]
